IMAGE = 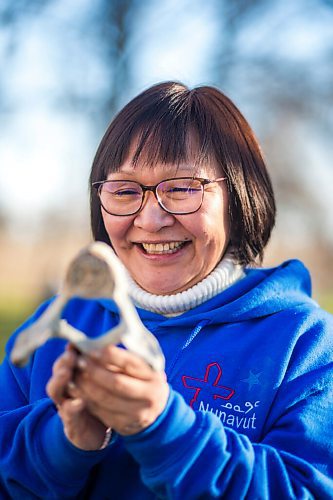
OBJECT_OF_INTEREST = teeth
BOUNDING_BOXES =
[141,242,185,254]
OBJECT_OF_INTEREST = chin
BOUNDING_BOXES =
[142,285,177,295]
[139,278,193,295]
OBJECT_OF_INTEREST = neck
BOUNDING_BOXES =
[127,253,245,316]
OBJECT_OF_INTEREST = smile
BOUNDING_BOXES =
[140,241,187,254]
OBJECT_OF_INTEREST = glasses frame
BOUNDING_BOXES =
[92,176,227,216]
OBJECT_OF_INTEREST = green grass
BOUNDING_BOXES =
[317,293,333,314]
[0,300,38,362]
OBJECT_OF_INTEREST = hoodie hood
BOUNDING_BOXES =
[98,259,316,328]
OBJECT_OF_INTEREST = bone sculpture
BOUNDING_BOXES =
[10,242,165,372]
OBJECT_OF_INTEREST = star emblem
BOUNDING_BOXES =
[241,370,261,390]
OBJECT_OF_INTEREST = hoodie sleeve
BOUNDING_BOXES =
[0,306,110,499]
[124,312,333,499]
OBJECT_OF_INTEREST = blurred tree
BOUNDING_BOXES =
[210,0,333,259]
[1,0,332,133]
[211,0,333,148]
[0,0,147,128]
[0,0,54,112]
[85,0,142,121]
[52,0,147,130]
[0,0,52,23]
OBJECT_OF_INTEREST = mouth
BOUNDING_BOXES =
[137,241,190,255]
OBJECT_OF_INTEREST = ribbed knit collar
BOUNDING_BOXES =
[127,254,245,316]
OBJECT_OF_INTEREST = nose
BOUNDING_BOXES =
[133,191,175,231]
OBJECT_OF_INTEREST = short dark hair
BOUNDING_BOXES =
[89,81,276,264]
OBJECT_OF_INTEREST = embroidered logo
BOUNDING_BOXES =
[182,361,235,409]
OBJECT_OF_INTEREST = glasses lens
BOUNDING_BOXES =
[157,178,203,214]
[99,181,143,215]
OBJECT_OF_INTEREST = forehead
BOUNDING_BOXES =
[110,160,221,181]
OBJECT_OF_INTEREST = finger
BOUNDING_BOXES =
[83,390,168,436]
[57,398,86,442]
[58,397,85,420]
[47,366,74,405]
[77,354,166,399]
[84,392,143,417]
[75,359,154,400]
[80,389,159,435]
[89,345,155,379]
[47,350,80,404]
[52,349,77,376]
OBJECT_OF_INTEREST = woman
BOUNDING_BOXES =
[0,82,332,499]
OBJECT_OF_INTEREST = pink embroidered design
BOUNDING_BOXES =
[182,362,235,408]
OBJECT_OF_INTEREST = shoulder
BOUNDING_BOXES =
[263,301,333,381]
[290,304,333,357]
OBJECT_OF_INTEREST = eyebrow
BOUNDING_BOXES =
[115,164,197,175]
[114,169,136,176]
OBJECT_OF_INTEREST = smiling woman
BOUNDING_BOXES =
[90,82,275,267]
[89,82,274,297]
[0,81,332,499]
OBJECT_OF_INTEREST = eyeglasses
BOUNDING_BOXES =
[92,176,227,216]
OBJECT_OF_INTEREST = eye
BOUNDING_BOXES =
[103,182,142,197]
[161,180,202,198]
[167,186,191,193]
[113,188,140,197]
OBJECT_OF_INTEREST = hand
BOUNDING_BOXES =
[46,345,109,450]
[72,345,169,436]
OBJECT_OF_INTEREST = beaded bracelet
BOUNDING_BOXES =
[99,427,112,450]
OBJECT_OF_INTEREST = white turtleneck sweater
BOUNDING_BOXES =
[127,254,245,316]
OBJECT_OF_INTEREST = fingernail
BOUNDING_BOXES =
[77,357,87,370]
[67,381,76,392]
[71,398,84,408]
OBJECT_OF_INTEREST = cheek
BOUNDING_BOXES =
[102,212,129,242]
[192,200,229,242]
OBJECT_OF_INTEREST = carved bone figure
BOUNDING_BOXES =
[10,242,165,372]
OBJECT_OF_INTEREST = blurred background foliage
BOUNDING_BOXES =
[0,0,333,358]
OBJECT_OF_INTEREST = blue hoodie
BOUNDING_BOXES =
[0,259,332,499]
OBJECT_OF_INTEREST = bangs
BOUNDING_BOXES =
[92,83,220,180]
[127,121,200,167]
[129,121,214,173]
